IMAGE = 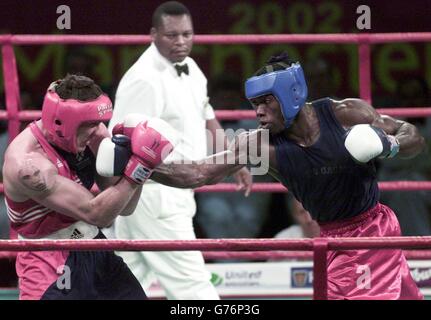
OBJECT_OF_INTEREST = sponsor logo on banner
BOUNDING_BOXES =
[291,267,313,288]
[144,262,431,298]
[209,270,264,288]
[211,273,223,286]
[410,268,431,287]
[222,270,263,287]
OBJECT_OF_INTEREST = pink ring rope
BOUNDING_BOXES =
[0,250,306,261]
[1,33,431,44]
[2,33,431,299]
[0,237,430,252]
[202,250,431,261]
[1,182,431,194]
[1,249,429,261]
[2,108,431,122]
[194,181,431,193]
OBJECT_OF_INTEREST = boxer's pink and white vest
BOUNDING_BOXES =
[4,122,98,299]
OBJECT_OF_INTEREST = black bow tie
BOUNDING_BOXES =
[174,63,189,76]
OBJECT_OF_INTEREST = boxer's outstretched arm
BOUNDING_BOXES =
[7,152,140,228]
[335,98,426,158]
[151,129,281,187]
[151,151,244,188]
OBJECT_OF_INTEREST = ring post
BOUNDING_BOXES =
[313,238,329,300]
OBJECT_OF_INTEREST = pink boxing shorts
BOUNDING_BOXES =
[319,203,423,300]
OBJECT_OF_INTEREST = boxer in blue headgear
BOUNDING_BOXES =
[227,52,423,299]
[161,52,425,299]
[245,53,308,129]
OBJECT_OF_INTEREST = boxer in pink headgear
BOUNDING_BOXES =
[2,74,178,299]
[41,80,113,154]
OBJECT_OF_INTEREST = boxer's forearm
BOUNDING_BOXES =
[152,151,244,188]
[120,185,142,216]
[394,122,426,158]
[85,178,140,226]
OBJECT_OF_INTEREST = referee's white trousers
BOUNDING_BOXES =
[114,183,220,300]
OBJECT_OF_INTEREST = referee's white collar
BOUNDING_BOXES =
[149,43,190,77]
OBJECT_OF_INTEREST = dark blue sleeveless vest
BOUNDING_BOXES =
[273,98,379,222]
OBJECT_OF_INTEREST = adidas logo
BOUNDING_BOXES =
[71,228,84,239]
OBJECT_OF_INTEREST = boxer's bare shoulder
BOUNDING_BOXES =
[331,98,378,128]
[3,130,57,201]
[6,126,47,158]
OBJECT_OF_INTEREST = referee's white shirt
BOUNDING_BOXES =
[109,43,215,164]
[107,44,221,300]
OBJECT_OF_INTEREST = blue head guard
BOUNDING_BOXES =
[245,62,308,128]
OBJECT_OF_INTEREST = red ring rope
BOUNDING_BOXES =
[1,33,431,45]
[2,108,431,122]
[202,250,431,261]
[1,249,431,261]
[0,237,430,252]
[1,181,431,195]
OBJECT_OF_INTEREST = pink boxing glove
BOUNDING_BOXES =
[123,118,178,184]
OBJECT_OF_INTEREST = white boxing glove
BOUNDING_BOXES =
[344,124,400,163]
[96,135,131,177]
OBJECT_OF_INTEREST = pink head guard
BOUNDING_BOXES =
[41,81,113,154]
